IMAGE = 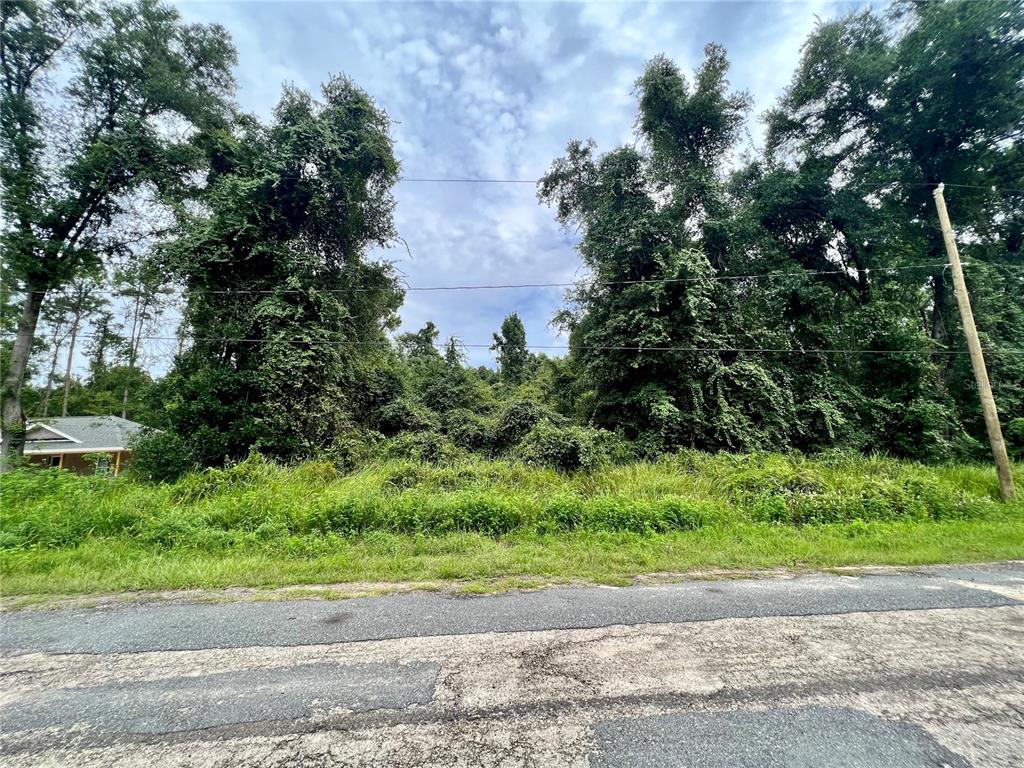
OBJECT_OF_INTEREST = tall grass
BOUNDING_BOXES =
[2,451,1020,553]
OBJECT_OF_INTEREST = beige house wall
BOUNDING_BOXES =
[25,451,129,476]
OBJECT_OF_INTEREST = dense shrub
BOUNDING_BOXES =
[516,423,605,472]
[376,431,465,464]
[325,429,382,472]
[129,429,199,483]
[492,399,562,451]
[442,409,494,452]
[376,397,438,436]
[1008,418,1024,461]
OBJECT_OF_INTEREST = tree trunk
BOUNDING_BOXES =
[61,308,83,417]
[1,287,47,472]
[121,295,143,419]
[39,327,65,418]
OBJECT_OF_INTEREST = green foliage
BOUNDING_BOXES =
[1,0,236,462]
[757,0,1024,452]
[1,0,236,292]
[376,431,465,465]
[159,74,403,465]
[128,429,198,484]
[534,2,1024,460]
[539,48,795,453]
[9,1,1023,475]
[397,322,440,359]
[516,423,606,473]
[491,313,532,386]
[2,452,1017,553]
[442,409,493,452]
[492,399,561,451]
[377,397,438,436]
[1007,419,1024,462]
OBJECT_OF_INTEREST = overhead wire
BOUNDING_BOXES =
[15,261,1017,298]
[12,331,1022,357]
[5,176,1021,362]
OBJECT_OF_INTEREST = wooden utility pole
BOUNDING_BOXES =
[933,183,1016,501]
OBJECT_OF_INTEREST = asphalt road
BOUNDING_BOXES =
[2,562,1023,767]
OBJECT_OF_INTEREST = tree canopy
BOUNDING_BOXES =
[159,77,404,465]
[6,0,1023,478]
[1,0,235,466]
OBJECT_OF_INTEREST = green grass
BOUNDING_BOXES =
[2,451,1022,596]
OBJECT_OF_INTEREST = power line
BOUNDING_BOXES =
[184,262,957,294]
[12,260,1024,300]
[20,332,1023,356]
[17,262,986,298]
[395,178,1024,196]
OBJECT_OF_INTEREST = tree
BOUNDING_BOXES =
[443,336,465,369]
[66,363,157,423]
[0,0,235,468]
[539,48,794,452]
[491,313,530,386]
[57,273,106,416]
[114,256,171,418]
[33,290,72,418]
[85,308,123,378]
[161,76,403,465]
[760,0,1024,450]
[397,321,440,359]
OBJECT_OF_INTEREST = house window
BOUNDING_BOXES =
[49,456,61,468]
[95,456,111,475]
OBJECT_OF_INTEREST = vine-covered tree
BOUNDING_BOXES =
[397,321,440,359]
[491,313,530,386]
[161,76,404,465]
[0,0,235,468]
[540,47,794,453]
[538,3,1023,458]
[757,0,1024,453]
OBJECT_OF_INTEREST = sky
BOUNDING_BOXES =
[160,0,863,368]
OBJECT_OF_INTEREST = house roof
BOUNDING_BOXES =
[24,415,148,455]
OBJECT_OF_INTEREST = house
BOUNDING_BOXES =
[23,416,149,475]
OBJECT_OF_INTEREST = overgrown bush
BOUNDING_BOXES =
[128,429,199,483]
[326,429,382,472]
[376,431,465,464]
[442,409,494,452]
[516,423,605,472]
[376,397,438,436]
[492,399,562,451]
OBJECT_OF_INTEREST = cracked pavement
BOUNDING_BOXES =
[2,562,1023,766]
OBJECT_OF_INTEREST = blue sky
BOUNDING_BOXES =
[167,0,861,368]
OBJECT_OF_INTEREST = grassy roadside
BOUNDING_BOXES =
[2,451,1022,597]
[3,517,1023,596]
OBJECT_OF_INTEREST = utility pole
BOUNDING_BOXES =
[933,183,1016,501]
